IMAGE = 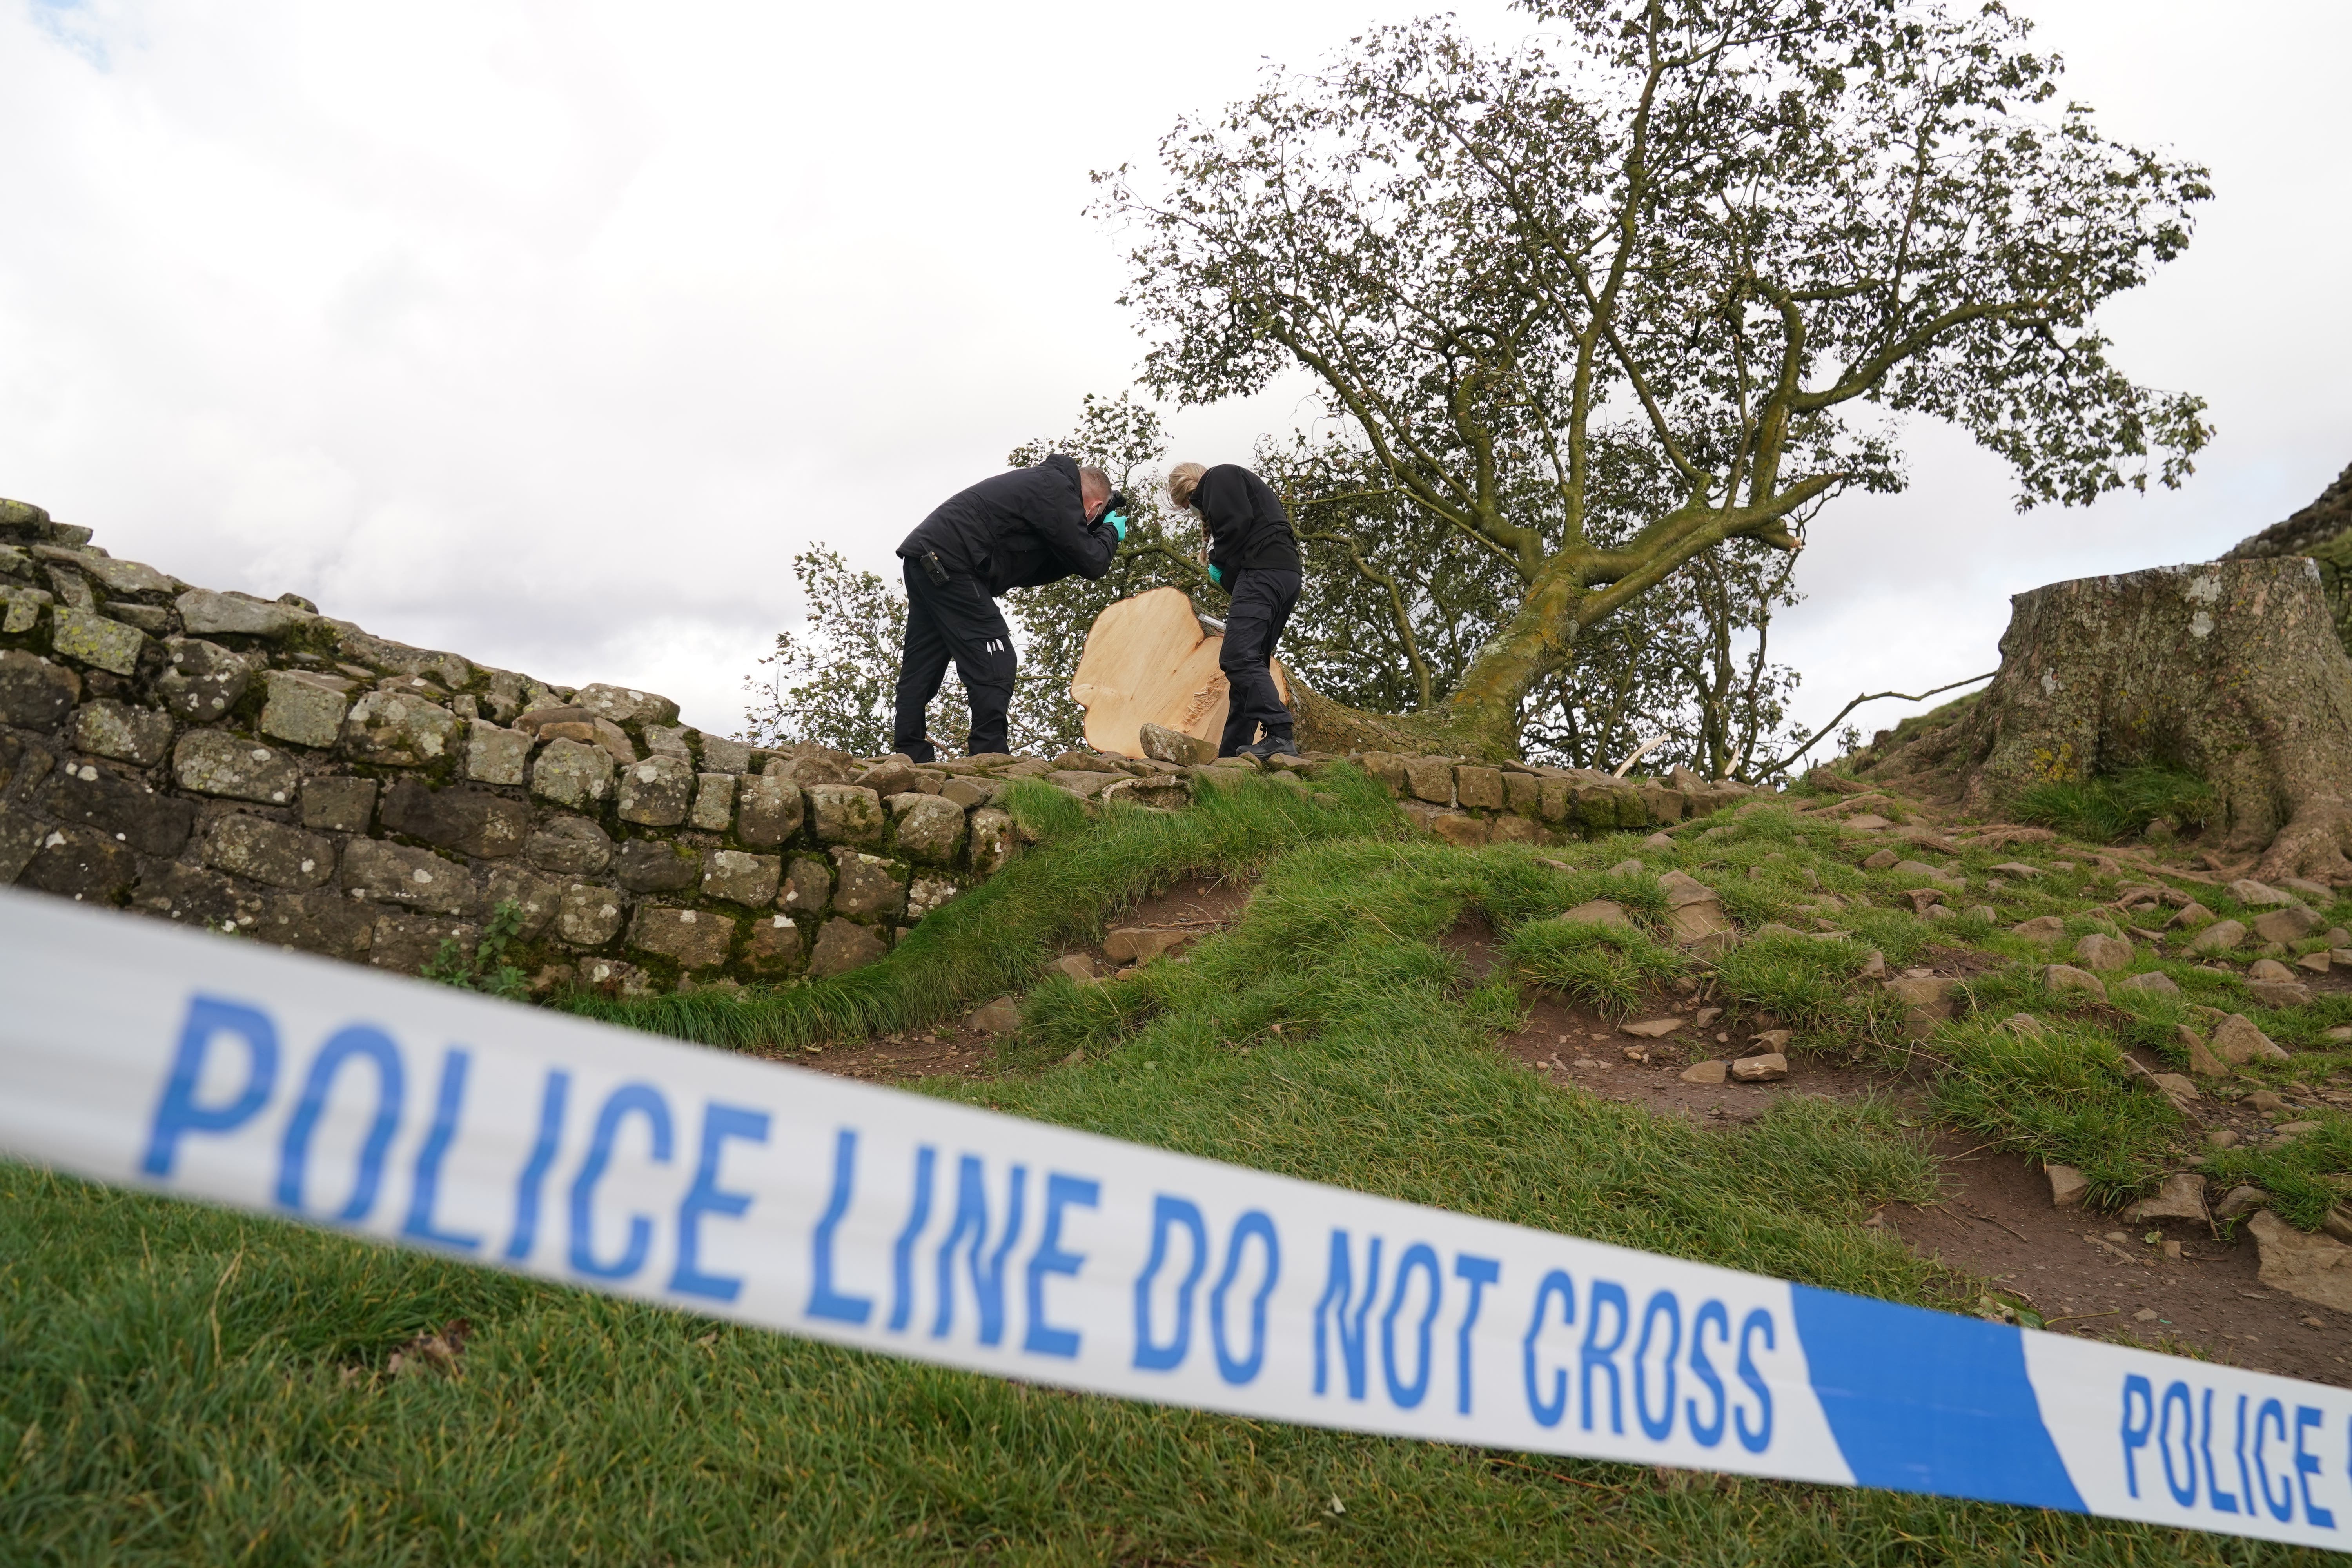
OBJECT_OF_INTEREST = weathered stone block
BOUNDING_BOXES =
[968,807,1014,876]
[465,720,532,785]
[76,554,173,599]
[259,670,351,749]
[2042,963,2108,1000]
[2189,918,2247,954]
[736,771,804,848]
[577,956,654,996]
[889,793,967,864]
[940,776,991,809]
[701,735,753,773]
[201,813,336,889]
[1140,722,1214,765]
[68,699,174,766]
[251,889,374,960]
[50,609,147,676]
[2253,905,2322,945]
[828,846,908,922]
[781,854,833,914]
[301,776,377,834]
[0,583,50,633]
[369,911,479,975]
[744,913,805,976]
[532,738,615,808]
[1430,813,1489,847]
[129,861,267,929]
[484,866,561,937]
[702,849,781,906]
[617,753,695,827]
[1536,777,1573,822]
[616,838,701,893]
[341,838,476,915]
[176,588,316,639]
[573,683,680,730]
[558,882,629,946]
[155,639,251,721]
[2213,1013,2291,1064]
[807,784,884,848]
[631,904,735,970]
[1403,756,1454,804]
[34,767,191,859]
[20,827,138,901]
[343,690,460,766]
[379,777,531,859]
[808,916,887,979]
[44,563,93,610]
[172,731,301,804]
[2073,933,2134,971]
[526,815,613,876]
[1503,772,1541,816]
[907,877,957,921]
[690,772,736,831]
[1454,766,1506,810]
[0,650,79,729]
[1572,782,1648,831]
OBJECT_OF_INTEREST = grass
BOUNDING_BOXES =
[2,771,2345,1563]
[2014,764,2218,844]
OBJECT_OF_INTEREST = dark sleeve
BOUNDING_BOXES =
[1021,467,1117,582]
[1199,469,1245,579]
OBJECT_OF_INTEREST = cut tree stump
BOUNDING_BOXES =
[1857,559,2352,881]
[1069,588,1289,759]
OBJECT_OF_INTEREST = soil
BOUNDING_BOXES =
[802,875,1255,1085]
[1484,984,2352,1390]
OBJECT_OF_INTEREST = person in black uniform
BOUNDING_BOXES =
[892,454,1124,761]
[1167,461,1303,759]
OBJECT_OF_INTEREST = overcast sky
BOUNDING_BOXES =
[3,0,2346,747]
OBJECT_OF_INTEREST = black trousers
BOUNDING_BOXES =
[1218,568,1302,755]
[893,557,1016,761]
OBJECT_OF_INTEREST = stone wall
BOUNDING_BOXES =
[0,497,1212,998]
[0,495,1751,1000]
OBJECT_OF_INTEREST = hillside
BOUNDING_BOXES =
[5,758,2350,1563]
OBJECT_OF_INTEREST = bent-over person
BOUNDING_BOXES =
[1168,461,1303,759]
[893,454,1122,760]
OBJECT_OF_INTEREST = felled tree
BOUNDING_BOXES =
[1253,435,1806,776]
[1100,0,2210,759]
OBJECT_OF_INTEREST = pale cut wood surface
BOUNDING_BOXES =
[1069,586,1289,758]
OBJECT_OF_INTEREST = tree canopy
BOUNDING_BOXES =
[1098,0,2211,757]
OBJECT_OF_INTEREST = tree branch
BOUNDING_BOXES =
[1753,671,1999,780]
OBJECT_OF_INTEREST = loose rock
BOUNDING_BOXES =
[2247,1210,2352,1312]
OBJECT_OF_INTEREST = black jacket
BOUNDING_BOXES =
[897,453,1116,597]
[1196,464,1301,579]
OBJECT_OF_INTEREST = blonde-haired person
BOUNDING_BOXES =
[1169,461,1303,759]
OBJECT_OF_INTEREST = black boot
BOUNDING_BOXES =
[1241,728,1297,762]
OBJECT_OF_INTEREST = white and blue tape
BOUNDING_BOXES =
[1,886,2345,1550]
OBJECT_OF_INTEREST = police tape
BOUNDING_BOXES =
[1,887,2346,1551]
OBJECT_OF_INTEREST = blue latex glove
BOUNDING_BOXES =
[1207,564,1225,588]
[1105,511,1128,542]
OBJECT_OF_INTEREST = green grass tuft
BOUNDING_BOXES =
[2013,765,2217,844]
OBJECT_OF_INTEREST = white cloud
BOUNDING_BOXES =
[2,0,2345,746]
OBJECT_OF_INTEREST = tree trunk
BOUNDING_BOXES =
[1855,559,2352,880]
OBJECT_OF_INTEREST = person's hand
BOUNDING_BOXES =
[1105,511,1128,542]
